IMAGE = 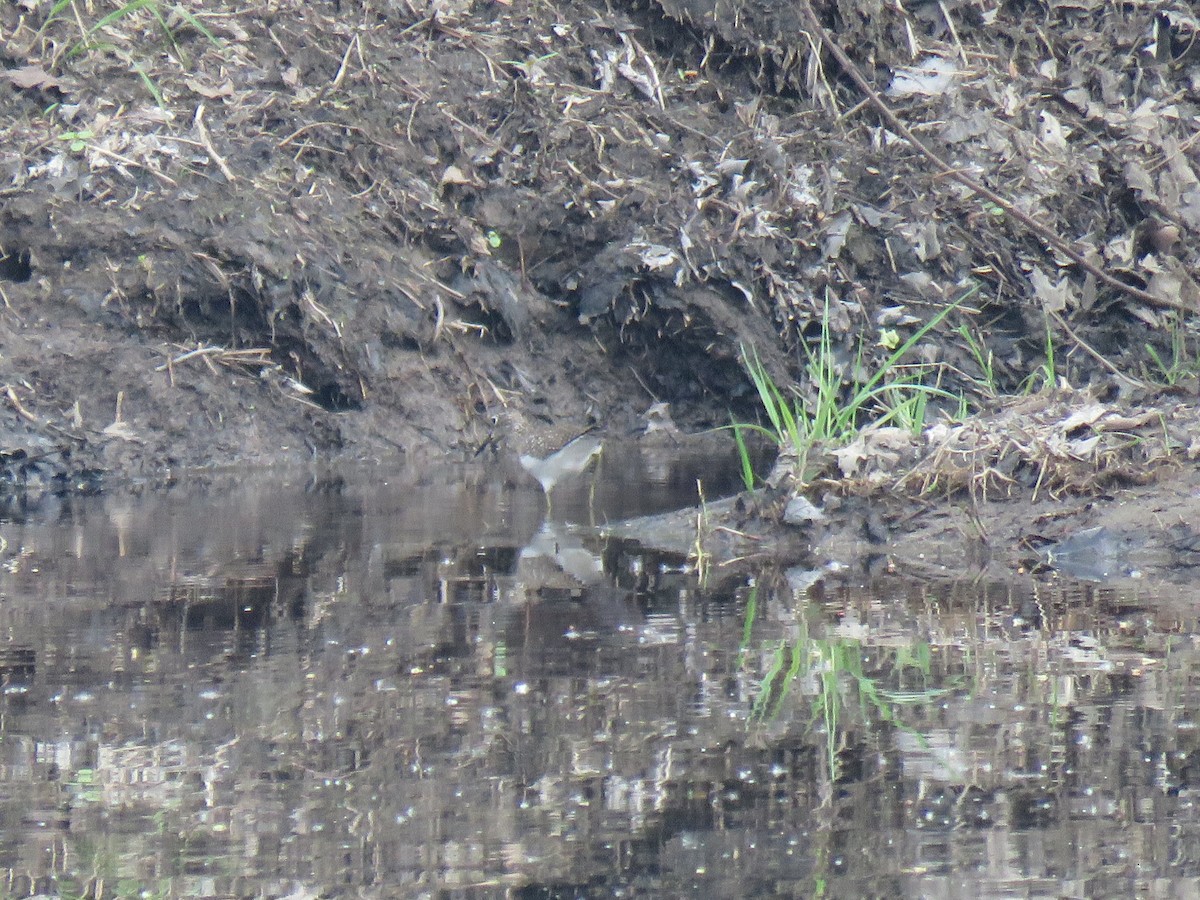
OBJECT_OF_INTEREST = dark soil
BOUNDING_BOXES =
[2,0,1200,548]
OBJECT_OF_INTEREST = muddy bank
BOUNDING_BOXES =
[2,0,1199,530]
[599,452,1200,589]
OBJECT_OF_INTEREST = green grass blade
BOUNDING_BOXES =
[174,6,221,46]
[731,419,756,490]
[134,63,165,106]
[90,0,157,33]
[737,583,759,668]
[849,285,980,413]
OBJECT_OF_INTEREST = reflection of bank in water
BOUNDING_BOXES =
[1033,523,1200,582]
[158,561,309,636]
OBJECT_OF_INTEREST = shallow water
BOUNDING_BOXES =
[0,457,1198,898]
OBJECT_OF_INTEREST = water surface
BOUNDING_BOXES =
[0,457,1196,898]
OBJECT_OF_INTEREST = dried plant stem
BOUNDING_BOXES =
[4,385,39,423]
[194,104,236,183]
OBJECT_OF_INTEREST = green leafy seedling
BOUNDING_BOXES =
[60,128,93,152]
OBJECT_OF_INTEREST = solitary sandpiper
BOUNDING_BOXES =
[518,429,603,499]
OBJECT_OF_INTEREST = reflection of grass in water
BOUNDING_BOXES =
[737,607,957,900]
[58,837,178,900]
[57,773,225,900]
[741,594,956,780]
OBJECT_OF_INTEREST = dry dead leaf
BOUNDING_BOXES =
[4,65,65,92]
[440,164,479,187]
[1030,267,1076,314]
[1059,402,1108,432]
[833,427,913,477]
[185,78,235,99]
[102,420,141,442]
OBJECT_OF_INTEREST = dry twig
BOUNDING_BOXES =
[3,385,38,423]
[194,104,236,183]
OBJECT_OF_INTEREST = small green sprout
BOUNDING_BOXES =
[59,129,93,152]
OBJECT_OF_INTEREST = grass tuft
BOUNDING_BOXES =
[1144,313,1198,386]
[956,323,998,397]
[39,0,220,103]
[1019,314,1058,394]
[736,284,980,486]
